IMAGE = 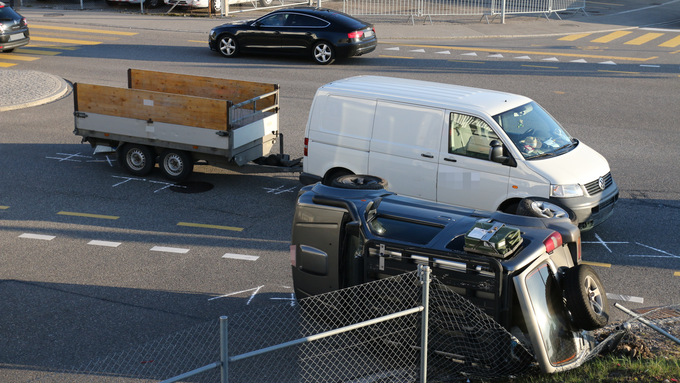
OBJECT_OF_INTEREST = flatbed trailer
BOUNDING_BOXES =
[73,69,301,181]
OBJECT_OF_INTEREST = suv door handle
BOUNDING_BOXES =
[421,153,434,158]
[444,157,457,162]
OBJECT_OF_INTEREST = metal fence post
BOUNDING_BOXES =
[502,0,506,24]
[419,265,431,383]
[220,316,229,383]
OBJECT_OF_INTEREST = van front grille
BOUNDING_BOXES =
[584,172,613,196]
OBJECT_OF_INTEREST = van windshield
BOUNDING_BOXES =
[492,102,575,160]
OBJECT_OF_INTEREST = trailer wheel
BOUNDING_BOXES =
[122,144,155,176]
[516,197,578,226]
[563,264,609,330]
[332,175,387,190]
[159,149,193,182]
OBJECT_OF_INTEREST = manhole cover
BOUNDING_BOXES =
[559,23,580,27]
[170,181,214,194]
[43,13,65,17]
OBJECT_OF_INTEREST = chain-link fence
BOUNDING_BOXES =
[28,269,680,383]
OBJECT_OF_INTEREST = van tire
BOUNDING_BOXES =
[563,265,609,331]
[516,197,578,226]
[332,175,387,190]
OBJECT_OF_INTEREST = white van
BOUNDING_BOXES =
[300,76,619,231]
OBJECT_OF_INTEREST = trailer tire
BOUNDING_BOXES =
[563,264,609,331]
[332,175,387,190]
[122,144,155,177]
[159,149,193,182]
[516,197,578,226]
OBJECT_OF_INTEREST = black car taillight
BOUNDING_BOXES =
[347,30,364,40]
[21,17,27,27]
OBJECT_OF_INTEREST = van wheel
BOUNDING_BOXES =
[516,197,578,226]
[121,144,155,176]
[332,175,387,190]
[159,149,193,182]
[563,265,609,331]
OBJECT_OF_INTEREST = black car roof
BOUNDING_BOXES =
[271,7,369,27]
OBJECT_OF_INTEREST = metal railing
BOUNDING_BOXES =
[342,0,586,24]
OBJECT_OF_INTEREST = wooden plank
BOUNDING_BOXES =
[128,69,277,109]
[74,83,228,131]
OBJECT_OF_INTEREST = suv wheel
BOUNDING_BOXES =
[516,197,578,226]
[563,264,609,330]
[332,175,387,190]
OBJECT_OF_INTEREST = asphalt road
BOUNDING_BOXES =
[1,6,680,382]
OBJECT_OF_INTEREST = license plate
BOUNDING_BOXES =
[9,33,25,42]
[364,30,373,38]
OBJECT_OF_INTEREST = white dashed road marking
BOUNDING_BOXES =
[19,233,55,240]
[222,253,259,261]
[88,240,122,247]
[150,246,190,254]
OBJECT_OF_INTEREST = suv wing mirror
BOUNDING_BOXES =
[489,140,517,167]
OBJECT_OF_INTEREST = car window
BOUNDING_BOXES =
[448,112,499,160]
[525,263,577,366]
[259,13,288,27]
[285,14,329,28]
[492,101,574,160]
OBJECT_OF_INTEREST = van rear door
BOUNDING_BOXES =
[368,101,444,201]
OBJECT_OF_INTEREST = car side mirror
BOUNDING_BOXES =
[489,140,517,167]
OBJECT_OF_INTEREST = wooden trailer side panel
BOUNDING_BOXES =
[127,69,277,110]
[74,83,229,131]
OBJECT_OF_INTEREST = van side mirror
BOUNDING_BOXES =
[489,140,517,167]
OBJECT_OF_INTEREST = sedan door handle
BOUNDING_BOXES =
[444,157,457,162]
[421,153,434,158]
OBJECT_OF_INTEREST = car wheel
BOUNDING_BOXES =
[121,144,155,176]
[146,0,161,8]
[332,175,387,190]
[516,197,578,226]
[563,264,609,331]
[258,0,273,6]
[218,35,239,58]
[312,41,335,65]
[159,149,193,182]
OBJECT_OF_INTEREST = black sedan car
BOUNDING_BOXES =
[208,7,376,65]
[0,2,29,53]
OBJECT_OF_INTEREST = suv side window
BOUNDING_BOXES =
[449,112,499,160]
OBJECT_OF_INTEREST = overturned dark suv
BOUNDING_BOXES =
[291,175,610,374]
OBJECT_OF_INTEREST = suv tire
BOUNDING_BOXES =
[516,197,578,226]
[332,175,388,190]
[563,264,609,330]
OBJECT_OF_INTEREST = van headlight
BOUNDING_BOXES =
[550,184,584,197]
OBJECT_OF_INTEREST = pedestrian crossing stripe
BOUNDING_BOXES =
[624,33,663,45]
[30,25,137,36]
[591,31,632,43]
[562,31,680,47]
[30,37,103,45]
[660,35,680,48]
[0,63,16,68]
[0,53,40,61]
[13,48,62,56]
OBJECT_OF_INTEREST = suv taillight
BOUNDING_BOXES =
[543,231,562,253]
[304,137,308,157]
[21,17,27,27]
